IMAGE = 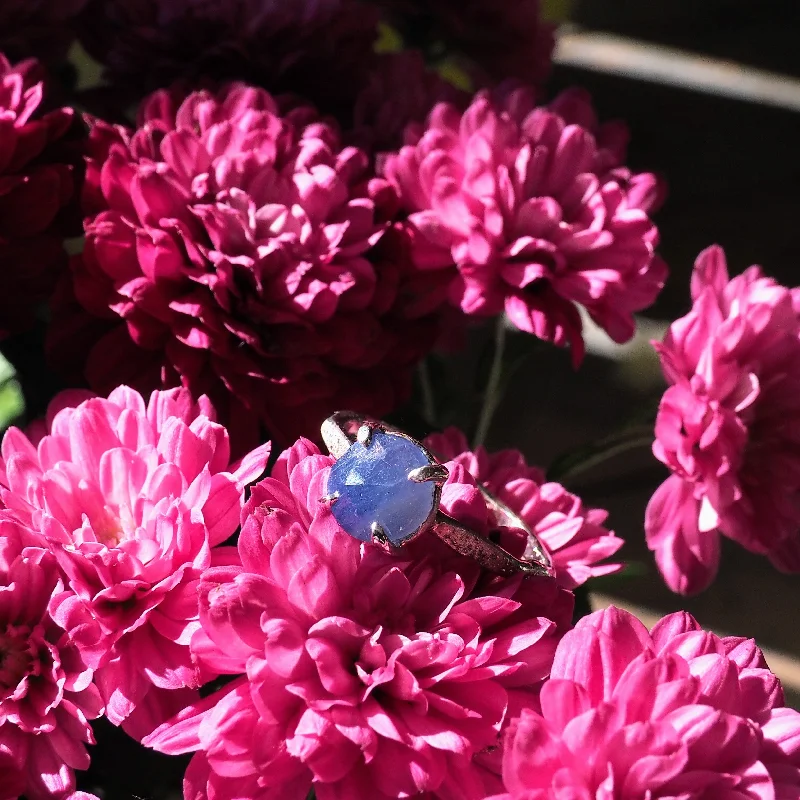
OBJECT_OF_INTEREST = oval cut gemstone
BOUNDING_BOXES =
[326,430,436,546]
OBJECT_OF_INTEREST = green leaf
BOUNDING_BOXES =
[0,379,24,432]
[0,351,24,432]
[547,422,656,483]
[0,351,13,384]
[585,561,650,591]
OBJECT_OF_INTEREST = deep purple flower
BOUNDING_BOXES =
[0,0,87,64]
[77,0,380,117]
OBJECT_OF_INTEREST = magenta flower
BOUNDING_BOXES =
[491,606,800,800]
[144,438,573,799]
[0,386,269,734]
[0,520,102,800]
[646,245,800,594]
[425,428,624,589]
[77,0,379,115]
[382,86,666,363]
[0,55,80,340]
[0,1,86,63]
[49,83,440,445]
[0,748,24,800]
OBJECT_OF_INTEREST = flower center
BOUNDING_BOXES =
[0,626,34,691]
[94,515,124,546]
[90,503,137,547]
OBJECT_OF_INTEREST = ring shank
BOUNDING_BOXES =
[435,484,554,578]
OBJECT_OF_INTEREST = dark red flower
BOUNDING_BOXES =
[48,83,441,446]
[0,55,81,340]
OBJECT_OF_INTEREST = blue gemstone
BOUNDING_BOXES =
[326,430,436,546]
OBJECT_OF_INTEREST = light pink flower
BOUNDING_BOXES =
[647,245,800,594]
[382,86,666,363]
[49,83,441,446]
[490,606,800,800]
[425,428,624,589]
[144,438,573,799]
[0,520,102,800]
[0,386,269,733]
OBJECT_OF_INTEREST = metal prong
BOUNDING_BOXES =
[357,425,373,447]
[407,464,449,484]
[320,492,340,506]
[371,521,391,549]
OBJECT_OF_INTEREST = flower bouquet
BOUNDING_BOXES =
[0,1,798,799]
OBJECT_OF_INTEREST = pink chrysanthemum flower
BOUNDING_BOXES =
[0,55,80,340]
[646,245,800,594]
[425,428,624,589]
[373,0,555,88]
[77,0,379,115]
[382,86,666,363]
[0,1,87,64]
[0,386,269,734]
[49,83,440,445]
[490,606,800,799]
[0,521,103,800]
[144,438,573,799]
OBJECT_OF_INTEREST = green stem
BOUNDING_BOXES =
[548,425,655,484]
[473,316,508,449]
[418,358,437,427]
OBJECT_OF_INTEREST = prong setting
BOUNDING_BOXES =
[407,464,449,485]
[371,521,391,548]
[324,424,440,548]
[357,425,373,447]
[320,491,340,506]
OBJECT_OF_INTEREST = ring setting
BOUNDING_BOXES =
[321,411,555,578]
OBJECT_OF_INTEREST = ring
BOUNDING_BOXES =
[320,411,555,578]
